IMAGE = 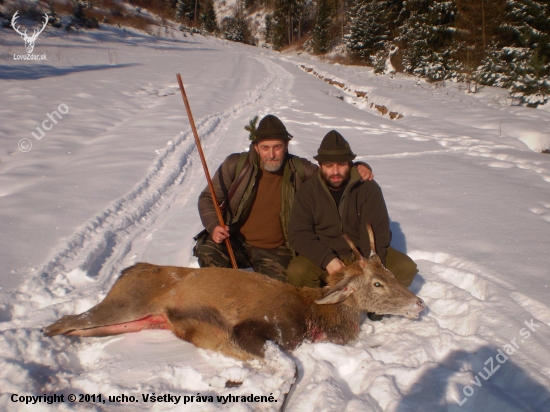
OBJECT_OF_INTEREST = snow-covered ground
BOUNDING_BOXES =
[1,23,550,411]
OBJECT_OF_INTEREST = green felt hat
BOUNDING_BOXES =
[253,114,292,142]
[314,130,356,162]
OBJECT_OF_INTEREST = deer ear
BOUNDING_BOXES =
[369,254,382,264]
[315,279,357,305]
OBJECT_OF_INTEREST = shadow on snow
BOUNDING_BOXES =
[0,63,139,80]
[395,347,550,412]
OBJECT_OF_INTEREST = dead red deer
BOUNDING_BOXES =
[44,224,425,360]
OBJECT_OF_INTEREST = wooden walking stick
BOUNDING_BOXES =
[176,73,238,269]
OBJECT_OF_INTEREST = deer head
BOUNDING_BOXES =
[316,223,425,319]
[12,11,49,54]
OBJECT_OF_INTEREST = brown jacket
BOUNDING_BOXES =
[198,145,319,250]
[288,166,391,269]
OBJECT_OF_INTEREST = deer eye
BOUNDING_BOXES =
[374,282,382,287]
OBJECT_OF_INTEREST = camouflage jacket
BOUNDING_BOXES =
[198,145,319,252]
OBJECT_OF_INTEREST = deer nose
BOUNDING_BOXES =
[417,298,425,309]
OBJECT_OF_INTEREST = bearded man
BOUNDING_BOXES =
[194,115,373,281]
[287,130,418,291]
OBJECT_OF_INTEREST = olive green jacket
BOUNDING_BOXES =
[198,145,319,252]
[288,166,391,269]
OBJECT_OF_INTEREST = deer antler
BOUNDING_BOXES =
[343,223,378,261]
[366,223,377,258]
[342,234,364,261]
[11,11,28,38]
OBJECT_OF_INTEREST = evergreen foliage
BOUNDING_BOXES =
[370,48,390,73]
[345,0,399,61]
[71,0,99,29]
[453,0,506,72]
[265,13,274,44]
[266,0,308,50]
[396,0,460,81]
[245,116,259,141]
[475,0,550,106]
[223,15,251,44]
[269,8,287,50]
[200,0,218,32]
[341,0,549,105]
[47,3,63,28]
[175,0,196,22]
[312,0,333,54]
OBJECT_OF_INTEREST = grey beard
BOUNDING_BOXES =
[262,159,284,172]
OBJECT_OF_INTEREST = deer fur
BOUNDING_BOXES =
[44,225,424,360]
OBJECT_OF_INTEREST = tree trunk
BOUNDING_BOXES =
[194,0,198,26]
[481,0,486,51]
[288,14,291,44]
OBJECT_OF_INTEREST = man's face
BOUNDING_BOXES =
[320,162,351,189]
[254,139,287,172]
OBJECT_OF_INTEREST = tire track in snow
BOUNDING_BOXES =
[0,56,292,327]
[0,55,298,411]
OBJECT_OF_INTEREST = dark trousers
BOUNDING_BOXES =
[193,234,292,283]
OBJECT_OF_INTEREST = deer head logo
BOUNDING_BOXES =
[11,11,49,54]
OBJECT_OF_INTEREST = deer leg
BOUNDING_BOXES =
[43,299,156,337]
[167,307,257,360]
[232,319,280,358]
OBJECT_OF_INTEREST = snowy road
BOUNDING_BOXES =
[1,26,549,411]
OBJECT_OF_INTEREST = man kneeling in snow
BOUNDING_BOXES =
[194,115,373,281]
[287,130,418,318]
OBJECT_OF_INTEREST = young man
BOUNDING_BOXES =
[287,130,418,290]
[194,115,373,281]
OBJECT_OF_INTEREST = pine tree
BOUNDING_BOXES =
[200,0,218,32]
[47,3,63,28]
[453,0,507,72]
[72,0,99,29]
[503,0,550,105]
[265,13,274,44]
[270,7,288,50]
[396,0,460,81]
[312,0,333,54]
[175,0,196,23]
[345,0,400,61]
[268,0,306,50]
[223,14,251,44]
[476,0,550,106]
